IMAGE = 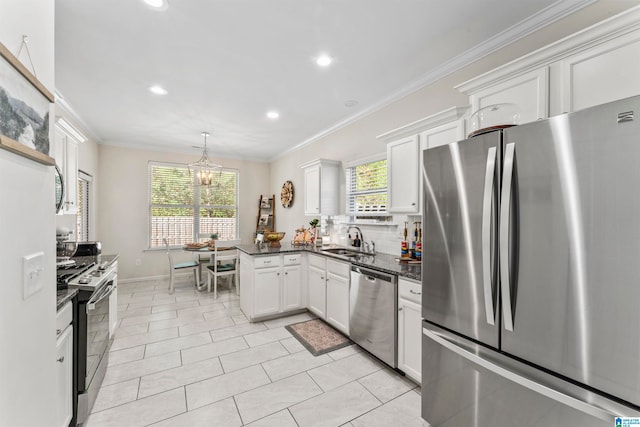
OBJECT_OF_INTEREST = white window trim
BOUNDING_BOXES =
[344,153,389,218]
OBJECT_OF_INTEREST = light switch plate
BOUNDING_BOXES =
[23,252,44,300]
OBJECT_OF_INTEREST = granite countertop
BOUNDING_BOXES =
[56,288,78,311]
[236,243,421,282]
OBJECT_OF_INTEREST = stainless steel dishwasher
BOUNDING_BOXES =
[349,265,397,368]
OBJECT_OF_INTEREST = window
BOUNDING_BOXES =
[76,171,92,241]
[148,162,238,248]
[345,156,387,215]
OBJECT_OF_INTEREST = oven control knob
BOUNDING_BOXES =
[79,276,91,284]
[98,262,108,271]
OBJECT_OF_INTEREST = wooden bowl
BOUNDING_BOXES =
[264,232,286,247]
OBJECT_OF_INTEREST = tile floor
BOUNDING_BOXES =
[85,277,428,427]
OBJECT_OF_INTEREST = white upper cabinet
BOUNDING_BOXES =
[378,107,468,215]
[55,119,86,215]
[457,68,549,126]
[301,159,340,216]
[386,136,420,214]
[457,7,640,121]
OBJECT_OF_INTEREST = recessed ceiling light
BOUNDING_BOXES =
[316,54,333,67]
[266,111,280,119]
[149,85,168,95]
[143,0,168,10]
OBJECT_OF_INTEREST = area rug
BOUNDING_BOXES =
[285,319,352,356]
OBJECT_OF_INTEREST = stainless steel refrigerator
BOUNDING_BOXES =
[421,95,640,426]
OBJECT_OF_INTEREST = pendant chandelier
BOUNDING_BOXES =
[188,132,222,187]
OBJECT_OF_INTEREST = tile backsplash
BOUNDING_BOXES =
[320,214,422,256]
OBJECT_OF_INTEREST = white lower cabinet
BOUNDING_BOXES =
[398,278,422,384]
[55,302,73,427]
[307,254,327,318]
[240,252,303,321]
[325,259,350,335]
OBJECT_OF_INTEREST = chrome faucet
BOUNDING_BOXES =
[347,225,363,249]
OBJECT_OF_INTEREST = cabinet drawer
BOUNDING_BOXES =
[254,255,280,268]
[56,301,72,336]
[399,278,422,304]
[308,254,326,269]
[326,259,349,278]
[283,253,301,266]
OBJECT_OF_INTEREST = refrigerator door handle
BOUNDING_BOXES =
[482,146,497,325]
[500,142,516,331]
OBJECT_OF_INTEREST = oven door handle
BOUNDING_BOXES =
[87,283,114,312]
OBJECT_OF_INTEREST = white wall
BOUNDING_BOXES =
[97,144,270,280]
[0,1,58,425]
[269,1,636,255]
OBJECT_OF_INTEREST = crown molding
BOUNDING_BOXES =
[456,4,640,94]
[271,0,596,161]
[55,90,101,142]
[376,106,470,143]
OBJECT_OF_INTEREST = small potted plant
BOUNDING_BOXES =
[209,233,219,248]
[309,219,319,244]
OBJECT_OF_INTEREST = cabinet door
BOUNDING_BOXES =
[307,265,326,318]
[55,325,73,427]
[387,135,420,213]
[304,164,321,215]
[64,139,78,214]
[282,265,302,311]
[398,297,422,384]
[254,267,281,316]
[326,272,350,335]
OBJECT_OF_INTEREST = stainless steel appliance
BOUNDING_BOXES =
[421,95,640,426]
[350,265,397,367]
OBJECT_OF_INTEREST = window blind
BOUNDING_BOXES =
[346,158,387,214]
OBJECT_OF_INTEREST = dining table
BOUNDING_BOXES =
[182,245,236,287]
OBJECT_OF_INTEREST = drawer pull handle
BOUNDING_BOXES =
[57,356,65,363]
[409,289,421,295]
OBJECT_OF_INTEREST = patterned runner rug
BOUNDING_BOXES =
[285,319,352,356]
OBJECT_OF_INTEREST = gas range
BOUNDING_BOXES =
[56,255,118,291]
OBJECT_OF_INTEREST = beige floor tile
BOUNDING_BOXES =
[351,390,428,427]
[91,378,139,412]
[177,315,235,336]
[262,349,333,381]
[327,343,362,360]
[280,337,306,354]
[358,369,417,403]
[147,312,207,331]
[119,310,177,327]
[235,373,323,424]
[232,314,249,324]
[144,332,213,358]
[244,409,298,427]
[185,365,270,410]
[219,341,289,373]
[181,336,248,365]
[177,302,226,317]
[102,351,182,386]
[111,327,179,352]
[243,326,292,347]
[108,346,145,366]
[85,387,185,427]
[307,352,383,391]
[138,357,224,398]
[113,323,149,338]
[289,381,381,427]
[151,397,242,427]
[209,322,267,341]
[116,307,152,319]
[151,299,200,313]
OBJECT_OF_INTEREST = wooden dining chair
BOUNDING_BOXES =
[206,247,238,299]
[163,238,200,294]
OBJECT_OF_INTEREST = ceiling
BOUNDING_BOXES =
[55,0,588,161]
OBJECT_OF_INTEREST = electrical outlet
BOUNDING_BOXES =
[135,259,142,266]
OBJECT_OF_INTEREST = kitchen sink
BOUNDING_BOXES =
[321,248,373,258]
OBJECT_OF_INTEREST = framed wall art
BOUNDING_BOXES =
[0,41,55,165]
